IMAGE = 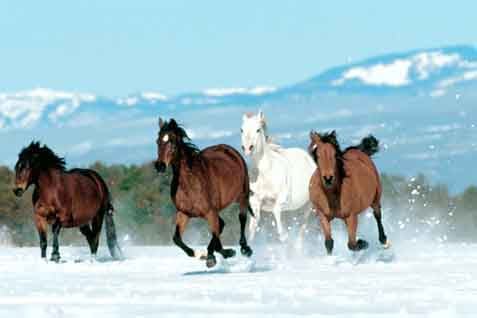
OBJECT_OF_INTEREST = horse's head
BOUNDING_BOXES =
[156,118,198,173]
[156,118,177,173]
[13,141,41,197]
[241,110,267,156]
[309,130,341,189]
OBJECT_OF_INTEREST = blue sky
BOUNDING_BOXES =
[0,0,475,96]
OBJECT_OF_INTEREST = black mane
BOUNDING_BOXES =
[317,131,343,156]
[314,131,346,179]
[160,119,200,164]
[17,141,66,172]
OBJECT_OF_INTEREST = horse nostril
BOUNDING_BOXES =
[249,145,254,151]
[241,145,245,151]
[323,176,334,186]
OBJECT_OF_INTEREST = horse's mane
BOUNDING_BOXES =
[161,119,200,165]
[313,131,346,179]
[18,141,66,171]
[317,131,343,156]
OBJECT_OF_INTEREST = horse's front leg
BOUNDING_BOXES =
[272,191,289,242]
[248,195,261,242]
[34,214,48,260]
[296,203,313,249]
[172,211,199,258]
[317,211,334,255]
[50,220,62,263]
[206,212,235,268]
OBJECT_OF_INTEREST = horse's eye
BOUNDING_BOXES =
[256,129,260,133]
[240,128,243,133]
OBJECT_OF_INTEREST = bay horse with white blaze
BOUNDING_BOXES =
[308,131,390,255]
[155,118,253,268]
[13,142,122,262]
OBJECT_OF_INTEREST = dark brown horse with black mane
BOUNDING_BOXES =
[13,142,122,262]
[155,118,253,268]
[308,131,390,255]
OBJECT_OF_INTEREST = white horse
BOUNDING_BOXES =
[241,110,316,243]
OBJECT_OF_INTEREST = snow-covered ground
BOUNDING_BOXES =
[0,240,476,318]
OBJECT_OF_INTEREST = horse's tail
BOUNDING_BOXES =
[85,169,123,260]
[96,173,124,260]
[357,135,379,157]
[105,211,123,260]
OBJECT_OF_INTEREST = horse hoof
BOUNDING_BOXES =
[50,255,60,263]
[221,248,236,259]
[383,240,391,249]
[241,245,253,257]
[356,239,369,250]
[206,255,217,268]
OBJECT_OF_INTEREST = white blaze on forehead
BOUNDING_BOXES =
[162,134,169,142]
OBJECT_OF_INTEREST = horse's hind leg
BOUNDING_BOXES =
[50,221,62,263]
[371,203,390,248]
[345,214,368,251]
[79,225,95,254]
[238,199,253,257]
[89,212,105,258]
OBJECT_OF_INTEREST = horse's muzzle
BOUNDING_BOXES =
[155,161,166,173]
[323,176,334,188]
[13,188,24,197]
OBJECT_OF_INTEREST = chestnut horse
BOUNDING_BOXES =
[308,131,390,255]
[13,142,122,262]
[155,118,253,268]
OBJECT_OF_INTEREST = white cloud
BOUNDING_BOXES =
[69,141,93,156]
[203,86,276,97]
[117,97,139,106]
[332,51,477,87]
[186,127,233,140]
[0,88,95,129]
[424,124,462,133]
[333,59,412,86]
[305,109,353,123]
[141,92,167,101]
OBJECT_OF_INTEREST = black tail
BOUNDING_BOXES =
[105,212,123,260]
[357,135,379,156]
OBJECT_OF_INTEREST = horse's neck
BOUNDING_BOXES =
[35,169,62,192]
[250,138,274,168]
[172,152,200,184]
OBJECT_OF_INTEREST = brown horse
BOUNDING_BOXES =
[13,142,122,262]
[155,118,253,268]
[308,131,390,255]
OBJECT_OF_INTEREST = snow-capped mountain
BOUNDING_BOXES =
[1,45,476,191]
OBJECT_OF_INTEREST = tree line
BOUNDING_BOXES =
[0,162,476,247]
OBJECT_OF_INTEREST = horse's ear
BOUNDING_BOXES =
[258,110,265,120]
[258,110,266,126]
[159,117,164,129]
[310,131,321,142]
[330,130,337,138]
[169,118,178,128]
